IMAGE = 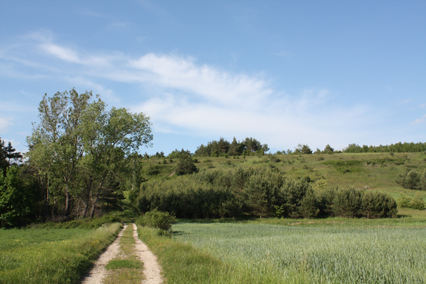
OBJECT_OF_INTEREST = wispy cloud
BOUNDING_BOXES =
[0,118,12,133]
[412,114,426,124]
[1,32,375,150]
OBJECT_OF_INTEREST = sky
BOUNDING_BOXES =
[1,0,426,155]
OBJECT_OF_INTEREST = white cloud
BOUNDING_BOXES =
[0,118,12,133]
[1,33,376,151]
[40,43,81,63]
[412,114,426,125]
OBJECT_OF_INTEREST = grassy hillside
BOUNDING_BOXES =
[133,152,426,204]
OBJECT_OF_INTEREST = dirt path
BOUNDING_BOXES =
[133,223,163,284]
[81,224,127,284]
[80,223,163,284]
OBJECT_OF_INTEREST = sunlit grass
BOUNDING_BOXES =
[0,223,121,283]
[173,223,426,283]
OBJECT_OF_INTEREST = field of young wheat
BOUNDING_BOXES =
[173,223,426,283]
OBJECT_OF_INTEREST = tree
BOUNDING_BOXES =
[176,155,198,175]
[0,139,8,173]
[27,89,153,218]
[0,166,37,227]
[296,144,312,154]
[323,144,334,153]
[228,137,242,156]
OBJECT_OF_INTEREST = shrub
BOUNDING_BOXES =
[176,156,198,175]
[299,188,320,218]
[396,169,423,190]
[398,194,425,210]
[141,209,177,232]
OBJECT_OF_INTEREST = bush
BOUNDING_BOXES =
[398,194,425,210]
[140,209,177,232]
[332,187,397,218]
[396,169,424,190]
[176,156,198,175]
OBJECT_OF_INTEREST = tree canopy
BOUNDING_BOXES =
[26,89,153,218]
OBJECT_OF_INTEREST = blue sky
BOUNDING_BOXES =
[1,0,425,155]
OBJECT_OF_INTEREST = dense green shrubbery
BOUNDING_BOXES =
[396,169,426,190]
[139,209,177,236]
[397,194,425,210]
[331,187,398,218]
[344,142,426,153]
[0,166,41,228]
[135,167,397,219]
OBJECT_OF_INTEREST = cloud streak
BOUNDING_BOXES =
[412,114,426,124]
[1,32,378,150]
[0,118,12,133]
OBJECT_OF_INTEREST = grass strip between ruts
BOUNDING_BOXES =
[103,224,144,284]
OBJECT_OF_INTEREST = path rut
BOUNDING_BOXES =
[133,223,163,284]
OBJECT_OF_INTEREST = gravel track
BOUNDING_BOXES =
[80,223,163,284]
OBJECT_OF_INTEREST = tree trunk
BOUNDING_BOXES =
[64,185,70,217]
[89,192,100,218]
[80,196,89,218]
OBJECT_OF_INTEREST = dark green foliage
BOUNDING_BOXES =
[420,169,426,191]
[299,188,320,218]
[333,187,363,217]
[344,142,426,153]
[176,155,199,175]
[333,187,397,218]
[167,148,192,159]
[0,138,22,174]
[0,138,7,172]
[140,209,177,232]
[323,144,334,153]
[194,137,268,157]
[135,167,397,219]
[148,164,160,176]
[295,144,312,154]
[396,169,425,190]
[0,167,39,227]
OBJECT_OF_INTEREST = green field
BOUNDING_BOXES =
[170,222,426,283]
[0,223,121,283]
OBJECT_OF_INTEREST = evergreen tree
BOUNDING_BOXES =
[0,138,8,172]
[176,155,198,175]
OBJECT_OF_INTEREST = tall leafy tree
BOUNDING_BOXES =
[27,89,153,218]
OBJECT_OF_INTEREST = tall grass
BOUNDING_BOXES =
[0,223,121,283]
[173,223,426,283]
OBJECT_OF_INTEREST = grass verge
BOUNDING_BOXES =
[0,223,121,284]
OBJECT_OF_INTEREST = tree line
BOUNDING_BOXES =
[194,137,270,157]
[343,142,426,153]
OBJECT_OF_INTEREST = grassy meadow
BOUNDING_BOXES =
[144,152,426,188]
[0,223,121,284]
[133,152,426,283]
